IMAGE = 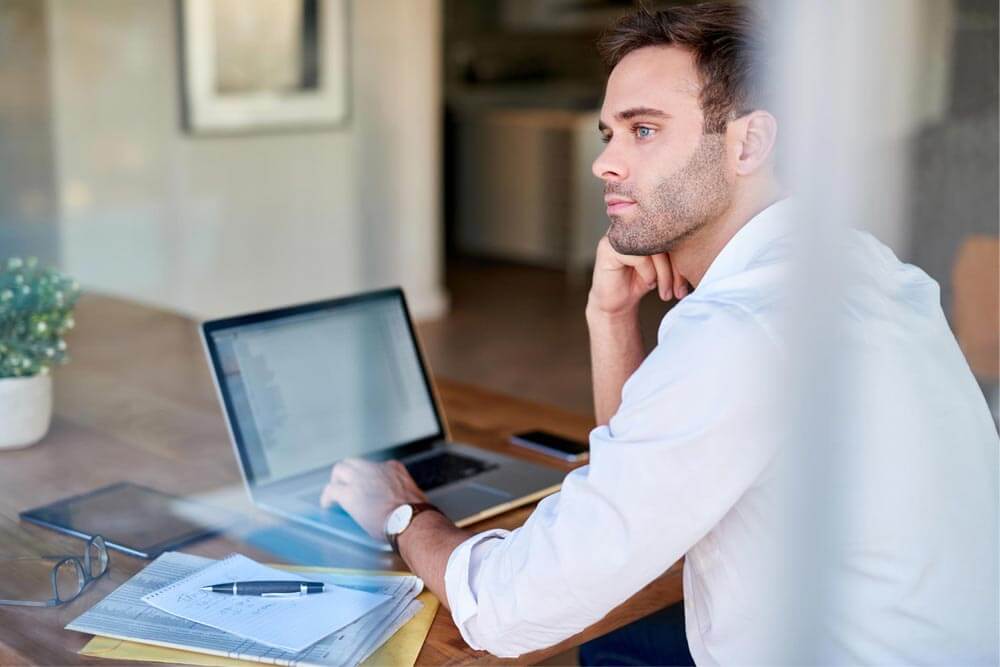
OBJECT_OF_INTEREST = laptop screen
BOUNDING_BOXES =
[204,290,443,487]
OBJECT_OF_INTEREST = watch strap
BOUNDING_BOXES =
[387,502,441,555]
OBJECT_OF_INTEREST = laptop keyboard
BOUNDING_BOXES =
[299,452,499,507]
[405,452,498,492]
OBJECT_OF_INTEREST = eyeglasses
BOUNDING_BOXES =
[0,535,109,607]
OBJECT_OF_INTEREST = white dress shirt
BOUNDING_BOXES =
[444,200,999,663]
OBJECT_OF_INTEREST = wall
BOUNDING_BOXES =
[0,1,60,266]
[909,0,999,319]
[42,0,445,319]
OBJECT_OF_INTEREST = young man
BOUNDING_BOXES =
[321,4,998,664]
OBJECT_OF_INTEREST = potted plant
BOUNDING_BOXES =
[0,257,80,449]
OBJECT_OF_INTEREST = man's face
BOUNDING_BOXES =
[594,45,735,255]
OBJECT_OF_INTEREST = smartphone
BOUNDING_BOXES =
[509,430,589,462]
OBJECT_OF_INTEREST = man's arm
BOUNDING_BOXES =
[587,305,645,426]
[319,299,778,658]
[396,510,469,606]
[318,238,687,631]
[587,237,685,424]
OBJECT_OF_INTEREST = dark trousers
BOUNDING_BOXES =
[578,601,695,666]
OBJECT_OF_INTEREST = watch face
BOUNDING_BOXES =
[386,504,414,536]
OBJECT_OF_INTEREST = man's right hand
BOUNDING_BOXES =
[586,237,689,424]
[586,236,687,319]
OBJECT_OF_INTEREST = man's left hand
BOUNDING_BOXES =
[319,459,428,540]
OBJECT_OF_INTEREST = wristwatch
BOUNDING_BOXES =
[384,502,441,555]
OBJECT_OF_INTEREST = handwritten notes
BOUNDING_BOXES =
[142,553,390,652]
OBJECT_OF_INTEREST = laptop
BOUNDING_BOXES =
[201,287,565,551]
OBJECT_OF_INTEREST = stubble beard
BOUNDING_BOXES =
[606,134,732,256]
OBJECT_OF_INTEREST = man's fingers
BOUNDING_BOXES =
[331,462,352,482]
[673,260,689,300]
[319,481,340,508]
[650,253,673,301]
[629,257,658,289]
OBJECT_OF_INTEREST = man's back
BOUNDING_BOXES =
[679,202,998,664]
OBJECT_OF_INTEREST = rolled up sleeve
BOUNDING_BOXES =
[445,528,510,650]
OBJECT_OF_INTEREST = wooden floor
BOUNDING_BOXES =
[418,257,672,419]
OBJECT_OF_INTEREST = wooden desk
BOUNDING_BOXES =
[0,295,682,666]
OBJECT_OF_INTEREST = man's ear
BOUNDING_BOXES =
[731,110,777,176]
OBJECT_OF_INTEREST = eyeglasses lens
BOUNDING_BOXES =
[54,559,85,603]
[88,536,109,579]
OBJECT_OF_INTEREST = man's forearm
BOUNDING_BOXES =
[397,510,471,609]
[587,303,645,425]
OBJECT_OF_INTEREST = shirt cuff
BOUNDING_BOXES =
[444,528,510,650]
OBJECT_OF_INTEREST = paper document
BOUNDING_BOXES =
[67,552,426,667]
[141,554,390,653]
[79,592,437,667]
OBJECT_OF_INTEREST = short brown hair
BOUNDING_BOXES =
[598,2,765,134]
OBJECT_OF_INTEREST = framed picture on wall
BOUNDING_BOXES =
[179,0,349,134]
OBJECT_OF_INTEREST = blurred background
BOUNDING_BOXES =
[0,0,997,419]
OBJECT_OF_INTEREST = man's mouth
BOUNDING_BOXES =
[605,197,636,215]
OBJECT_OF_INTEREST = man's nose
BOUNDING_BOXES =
[592,142,628,182]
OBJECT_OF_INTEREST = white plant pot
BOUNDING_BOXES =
[0,373,53,450]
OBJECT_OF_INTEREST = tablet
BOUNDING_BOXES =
[20,482,232,559]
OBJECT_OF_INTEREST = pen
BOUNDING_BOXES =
[201,580,327,597]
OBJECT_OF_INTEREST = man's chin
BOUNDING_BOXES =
[608,220,669,256]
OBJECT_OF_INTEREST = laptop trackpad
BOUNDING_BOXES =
[433,484,512,520]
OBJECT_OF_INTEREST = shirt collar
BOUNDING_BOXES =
[696,198,795,290]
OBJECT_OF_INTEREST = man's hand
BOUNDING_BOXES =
[320,460,469,608]
[587,236,688,318]
[587,237,689,425]
[319,459,428,540]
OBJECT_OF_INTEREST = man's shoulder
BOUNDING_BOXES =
[613,295,782,439]
[621,294,780,405]
[656,283,781,354]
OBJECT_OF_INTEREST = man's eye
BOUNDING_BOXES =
[600,133,612,144]
[634,126,655,139]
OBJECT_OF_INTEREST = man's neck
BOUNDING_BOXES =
[671,183,784,288]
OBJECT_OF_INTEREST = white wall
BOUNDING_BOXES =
[46,0,446,320]
[0,1,60,266]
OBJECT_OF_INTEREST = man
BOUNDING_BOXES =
[321,3,998,664]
